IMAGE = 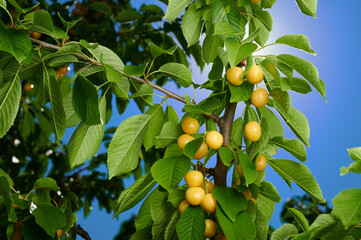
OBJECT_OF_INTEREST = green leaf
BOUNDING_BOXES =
[347,147,361,161]
[341,161,361,176]
[270,88,292,115]
[114,172,157,216]
[0,70,21,138]
[68,97,106,168]
[63,91,80,128]
[238,151,257,186]
[217,206,256,240]
[308,214,337,239]
[123,61,149,77]
[89,2,113,15]
[43,67,66,144]
[0,29,32,63]
[218,147,234,167]
[287,77,312,94]
[259,181,281,203]
[149,42,177,59]
[256,107,283,138]
[33,178,59,192]
[165,211,179,240]
[158,63,193,88]
[25,10,54,32]
[108,114,151,178]
[164,0,192,22]
[168,187,187,208]
[287,208,310,232]
[103,64,123,82]
[261,0,278,8]
[32,203,66,237]
[268,159,323,203]
[276,54,325,100]
[72,75,101,126]
[269,137,306,162]
[229,81,254,103]
[0,169,13,187]
[116,9,142,22]
[275,34,315,54]
[156,122,182,148]
[249,17,270,46]
[283,107,310,147]
[143,104,165,150]
[213,0,245,35]
[183,138,204,159]
[333,188,361,228]
[225,38,258,68]
[202,34,224,63]
[0,177,17,222]
[176,206,205,240]
[182,3,203,47]
[135,189,157,230]
[294,0,317,18]
[150,189,175,239]
[88,43,125,69]
[129,83,152,100]
[151,156,190,192]
[271,223,298,240]
[212,186,247,222]
[231,117,243,146]
[165,105,179,123]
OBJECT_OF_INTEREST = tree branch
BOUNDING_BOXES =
[214,101,238,187]
[71,224,92,240]
[30,38,220,123]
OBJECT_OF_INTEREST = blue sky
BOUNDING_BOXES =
[61,0,361,238]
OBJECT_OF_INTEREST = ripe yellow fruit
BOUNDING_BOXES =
[205,219,217,238]
[201,194,217,213]
[237,164,244,177]
[243,189,252,201]
[250,88,269,108]
[57,229,63,239]
[178,199,190,215]
[202,179,214,193]
[177,134,195,150]
[244,121,261,142]
[185,171,204,187]
[251,0,262,3]
[193,142,208,160]
[205,131,223,149]
[246,65,264,84]
[182,117,199,135]
[226,67,244,86]
[185,187,205,205]
[23,83,34,92]
[255,154,267,170]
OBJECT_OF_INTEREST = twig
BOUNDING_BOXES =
[30,38,220,123]
[71,224,92,240]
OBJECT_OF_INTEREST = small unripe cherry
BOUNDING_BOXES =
[205,131,223,149]
[185,187,205,206]
[205,219,217,238]
[201,194,217,214]
[216,232,227,240]
[185,171,203,187]
[203,179,214,193]
[250,88,269,108]
[237,164,244,177]
[226,67,244,86]
[182,117,199,135]
[23,83,34,92]
[177,134,195,150]
[193,142,208,160]
[251,0,262,3]
[244,121,262,142]
[250,197,257,205]
[255,154,267,170]
[178,199,190,215]
[246,64,264,84]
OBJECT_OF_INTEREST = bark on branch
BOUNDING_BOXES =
[214,101,238,187]
[71,224,92,240]
[30,38,220,123]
